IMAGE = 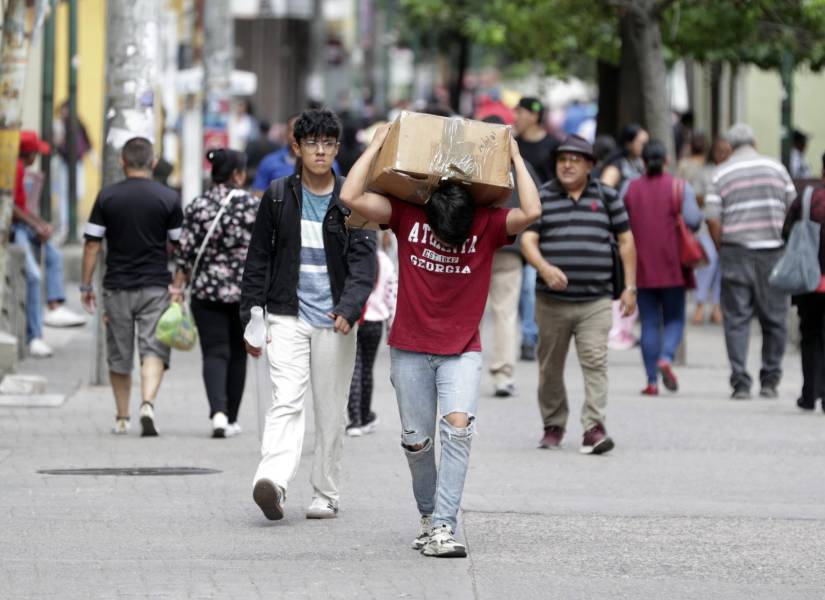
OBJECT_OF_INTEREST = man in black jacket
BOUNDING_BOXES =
[241,109,376,522]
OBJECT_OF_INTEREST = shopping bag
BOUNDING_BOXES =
[155,302,198,351]
[769,186,821,295]
[673,178,706,269]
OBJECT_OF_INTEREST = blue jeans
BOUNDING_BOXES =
[12,224,65,341]
[694,233,721,305]
[637,287,686,384]
[520,264,538,347]
[390,348,481,532]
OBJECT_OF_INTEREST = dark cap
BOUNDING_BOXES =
[517,96,544,116]
[556,134,594,161]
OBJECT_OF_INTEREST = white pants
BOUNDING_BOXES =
[488,252,523,386]
[253,315,357,505]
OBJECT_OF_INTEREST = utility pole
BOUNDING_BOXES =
[94,0,161,385]
[40,6,56,221]
[0,0,50,320]
[66,0,78,241]
[780,51,794,169]
[202,1,234,162]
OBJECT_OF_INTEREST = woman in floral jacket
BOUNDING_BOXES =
[173,149,259,438]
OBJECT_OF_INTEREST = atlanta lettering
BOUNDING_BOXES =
[406,221,477,274]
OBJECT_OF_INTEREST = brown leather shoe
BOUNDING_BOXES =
[538,426,564,449]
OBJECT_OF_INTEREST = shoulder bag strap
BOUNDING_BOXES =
[801,186,813,222]
[187,189,243,296]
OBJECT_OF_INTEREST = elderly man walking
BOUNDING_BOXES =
[705,123,797,400]
[522,135,638,454]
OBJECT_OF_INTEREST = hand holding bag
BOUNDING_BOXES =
[769,186,821,295]
[672,178,706,269]
[156,189,242,351]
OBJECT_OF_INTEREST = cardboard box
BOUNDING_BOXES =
[366,111,513,205]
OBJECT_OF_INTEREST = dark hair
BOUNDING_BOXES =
[619,123,643,150]
[821,151,825,174]
[793,129,808,147]
[642,140,667,176]
[420,104,454,118]
[481,115,505,125]
[293,109,341,144]
[690,132,708,156]
[593,134,617,164]
[207,148,247,184]
[425,182,475,247]
[680,111,694,127]
[121,137,154,170]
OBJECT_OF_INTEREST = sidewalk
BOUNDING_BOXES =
[2,301,824,599]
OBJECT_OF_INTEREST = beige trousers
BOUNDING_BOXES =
[536,294,612,431]
[488,252,523,386]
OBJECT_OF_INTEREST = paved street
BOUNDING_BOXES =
[2,293,825,599]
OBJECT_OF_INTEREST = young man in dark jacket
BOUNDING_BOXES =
[241,109,376,522]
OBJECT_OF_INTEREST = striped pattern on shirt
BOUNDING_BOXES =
[704,146,796,249]
[529,179,630,301]
[297,187,334,328]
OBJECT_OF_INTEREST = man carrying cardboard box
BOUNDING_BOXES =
[340,120,541,558]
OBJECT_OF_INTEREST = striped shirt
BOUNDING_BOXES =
[529,178,630,301]
[297,187,334,327]
[705,146,796,249]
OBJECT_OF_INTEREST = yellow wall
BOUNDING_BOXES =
[742,66,825,169]
[54,0,106,221]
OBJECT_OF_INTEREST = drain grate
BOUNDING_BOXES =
[38,467,221,476]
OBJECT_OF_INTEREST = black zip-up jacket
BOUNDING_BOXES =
[240,173,377,327]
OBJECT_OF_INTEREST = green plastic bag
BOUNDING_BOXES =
[155,302,198,351]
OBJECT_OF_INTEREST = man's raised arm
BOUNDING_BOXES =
[339,123,393,225]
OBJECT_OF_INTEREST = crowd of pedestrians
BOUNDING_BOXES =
[13,93,821,560]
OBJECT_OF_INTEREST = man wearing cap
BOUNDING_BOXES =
[11,130,86,358]
[513,96,559,362]
[521,134,637,455]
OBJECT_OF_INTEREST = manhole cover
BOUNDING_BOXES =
[37,467,221,476]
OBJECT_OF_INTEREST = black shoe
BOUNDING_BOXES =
[759,386,778,399]
[796,397,816,411]
[520,344,536,361]
[731,387,751,400]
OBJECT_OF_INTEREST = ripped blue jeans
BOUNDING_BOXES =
[390,348,482,532]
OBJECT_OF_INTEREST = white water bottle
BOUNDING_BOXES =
[244,306,267,348]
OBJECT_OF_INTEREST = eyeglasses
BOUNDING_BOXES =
[301,139,339,152]
[557,154,585,165]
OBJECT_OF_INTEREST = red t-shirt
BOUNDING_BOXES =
[387,200,512,355]
[14,159,27,213]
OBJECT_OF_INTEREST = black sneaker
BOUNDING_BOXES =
[520,344,536,361]
[796,397,816,411]
[253,479,285,521]
[731,387,751,400]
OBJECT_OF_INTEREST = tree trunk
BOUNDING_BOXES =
[622,1,674,160]
[450,34,470,114]
[709,61,722,140]
[596,59,621,137]
[0,0,47,317]
[618,13,643,129]
[94,0,161,384]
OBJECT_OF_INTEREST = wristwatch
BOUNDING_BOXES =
[79,284,93,293]
[625,285,638,293]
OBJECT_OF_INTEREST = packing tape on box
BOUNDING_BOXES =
[416,117,503,203]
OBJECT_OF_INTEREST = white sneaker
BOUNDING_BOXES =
[28,338,53,358]
[421,524,467,558]
[411,515,432,550]
[111,418,131,435]
[360,417,379,435]
[306,497,338,519]
[44,305,86,327]
[212,412,228,438]
[139,402,159,437]
[345,424,363,437]
[225,422,242,438]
